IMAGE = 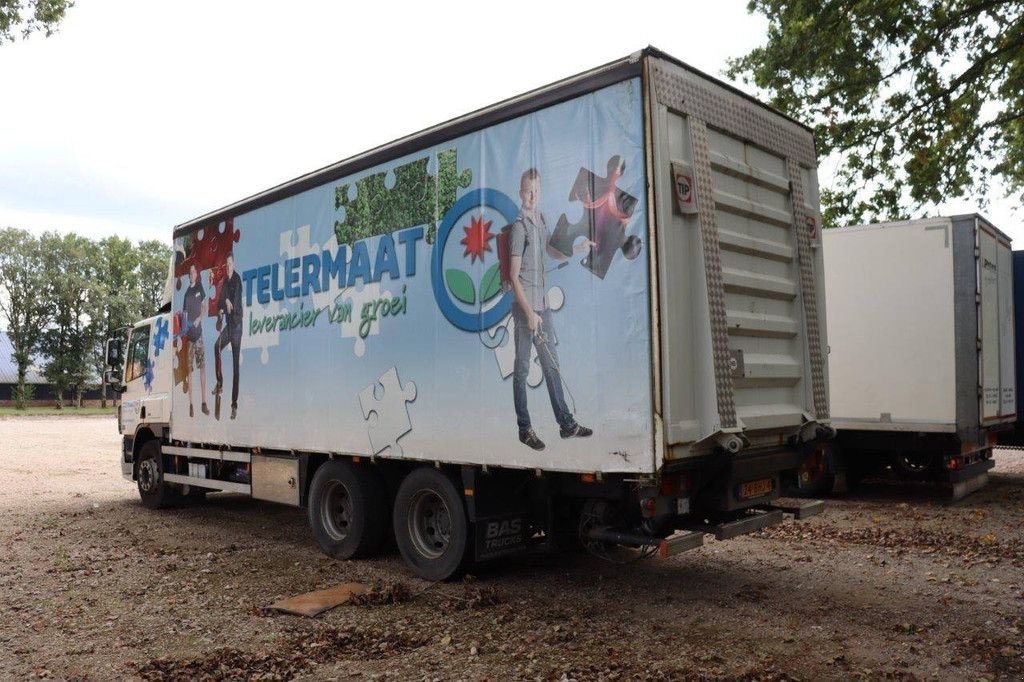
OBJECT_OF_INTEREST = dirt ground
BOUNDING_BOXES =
[2,416,1023,681]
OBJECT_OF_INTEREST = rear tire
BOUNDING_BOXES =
[136,440,175,509]
[308,460,388,560]
[393,467,469,581]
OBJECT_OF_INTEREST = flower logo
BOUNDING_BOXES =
[431,188,518,332]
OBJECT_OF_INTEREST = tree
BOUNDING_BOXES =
[0,228,50,408]
[137,239,172,315]
[39,232,98,408]
[728,1,1024,226]
[0,0,73,44]
[88,236,139,407]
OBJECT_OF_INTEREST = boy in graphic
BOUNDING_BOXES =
[213,252,243,420]
[183,263,210,417]
[509,167,592,450]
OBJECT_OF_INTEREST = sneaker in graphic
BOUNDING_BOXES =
[560,422,593,439]
[519,428,546,451]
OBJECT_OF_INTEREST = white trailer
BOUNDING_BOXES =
[822,215,1014,498]
[107,48,830,580]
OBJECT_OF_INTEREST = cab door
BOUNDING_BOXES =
[120,322,152,435]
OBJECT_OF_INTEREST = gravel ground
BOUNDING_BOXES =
[2,416,1023,681]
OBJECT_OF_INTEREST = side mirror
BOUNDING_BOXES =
[104,368,125,394]
[106,337,123,367]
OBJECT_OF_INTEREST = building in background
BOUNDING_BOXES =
[0,331,102,406]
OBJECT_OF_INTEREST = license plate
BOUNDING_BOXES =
[740,478,773,499]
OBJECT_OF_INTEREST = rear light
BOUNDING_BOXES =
[947,457,959,470]
[659,472,693,496]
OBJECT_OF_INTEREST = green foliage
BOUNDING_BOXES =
[334,148,472,246]
[137,239,172,315]
[0,0,73,44]
[39,232,99,407]
[728,0,1024,226]
[0,228,51,408]
[0,229,172,405]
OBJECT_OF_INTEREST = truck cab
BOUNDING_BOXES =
[108,313,173,481]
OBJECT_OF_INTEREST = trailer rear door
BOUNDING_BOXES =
[977,219,1016,423]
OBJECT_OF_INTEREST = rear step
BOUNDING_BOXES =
[582,501,823,559]
[768,499,825,520]
[712,509,784,540]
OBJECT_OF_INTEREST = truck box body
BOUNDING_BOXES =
[160,51,829,475]
[823,216,1013,487]
[116,48,830,576]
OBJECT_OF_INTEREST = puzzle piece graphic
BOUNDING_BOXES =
[482,286,564,387]
[171,312,190,389]
[548,156,640,279]
[334,148,471,246]
[143,359,154,394]
[358,367,417,457]
[153,317,169,357]
[298,232,385,358]
[280,224,317,264]
[175,217,242,325]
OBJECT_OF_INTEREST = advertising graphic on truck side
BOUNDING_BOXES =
[169,79,653,473]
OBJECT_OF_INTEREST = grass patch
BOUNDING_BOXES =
[0,405,117,417]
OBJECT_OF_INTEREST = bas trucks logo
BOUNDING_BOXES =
[485,518,522,540]
[476,515,526,559]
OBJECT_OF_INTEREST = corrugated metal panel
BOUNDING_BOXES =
[0,331,46,384]
[706,128,809,431]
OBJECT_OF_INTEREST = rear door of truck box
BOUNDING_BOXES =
[646,56,829,455]
[825,220,957,431]
[975,218,1016,426]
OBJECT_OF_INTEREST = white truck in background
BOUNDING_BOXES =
[106,48,829,580]
[821,215,1014,499]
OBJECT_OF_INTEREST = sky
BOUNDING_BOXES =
[0,0,1019,245]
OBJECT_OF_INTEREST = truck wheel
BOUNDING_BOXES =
[393,467,469,581]
[308,460,388,560]
[136,440,175,509]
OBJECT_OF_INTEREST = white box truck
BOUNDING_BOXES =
[822,215,1014,499]
[107,48,831,580]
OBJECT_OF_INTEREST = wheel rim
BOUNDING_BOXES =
[138,459,159,494]
[407,489,452,560]
[321,480,354,541]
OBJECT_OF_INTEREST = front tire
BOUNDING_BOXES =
[393,467,469,581]
[136,440,175,509]
[308,460,388,560]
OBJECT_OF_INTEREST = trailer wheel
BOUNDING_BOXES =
[136,440,175,509]
[308,460,388,560]
[393,467,469,581]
